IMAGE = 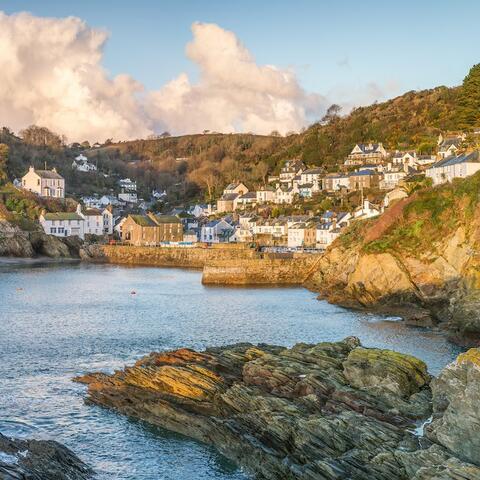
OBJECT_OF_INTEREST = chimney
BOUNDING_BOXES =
[76,204,82,215]
[52,167,57,173]
[29,166,34,172]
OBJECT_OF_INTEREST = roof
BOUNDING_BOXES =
[220,193,239,201]
[351,143,383,154]
[31,169,63,180]
[239,192,257,199]
[302,168,323,174]
[299,183,314,189]
[225,182,245,190]
[430,151,480,169]
[257,186,275,192]
[350,169,379,177]
[151,215,182,224]
[43,212,83,221]
[129,215,157,227]
[83,208,102,216]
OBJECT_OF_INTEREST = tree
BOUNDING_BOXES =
[0,143,9,184]
[322,104,342,123]
[19,125,62,149]
[160,131,171,138]
[457,64,480,128]
[269,130,281,137]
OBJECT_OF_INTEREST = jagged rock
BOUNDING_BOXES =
[0,432,93,479]
[76,338,480,479]
[427,348,480,466]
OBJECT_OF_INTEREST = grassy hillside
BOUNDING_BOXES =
[338,171,480,257]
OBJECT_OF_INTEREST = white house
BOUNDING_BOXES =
[353,200,381,220]
[119,178,137,191]
[380,169,407,189]
[76,204,114,235]
[316,212,351,249]
[191,204,214,218]
[235,192,257,209]
[99,195,122,207]
[274,185,298,204]
[287,223,316,248]
[391,151,417,168]
[118,191,138,203]
[200,219,235,243]
[39,210,85,239]
[22,166,65,198]
[300,168,323,190]
[322,174,350,192]
[256,186,275,203]
[345,143,388,165]
[298,184,314,198]
[72,154,97,172]
[223,182,248,195]
[437,135,464,159]
[279,160,305,184]
[383,187,408,208]
[426,151,480,185]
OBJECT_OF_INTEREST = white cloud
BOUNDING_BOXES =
[0,13,326,142]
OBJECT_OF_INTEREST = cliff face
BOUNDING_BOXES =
[76,339,480,480]
[306,176,480,346]
[0,220,83,258]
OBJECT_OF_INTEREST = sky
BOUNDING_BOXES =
[1,0,479,142]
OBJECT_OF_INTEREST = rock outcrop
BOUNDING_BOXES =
[0,220,84,259]
[0,432,93,479]
[306,224,480,345]
[76,339,480,480]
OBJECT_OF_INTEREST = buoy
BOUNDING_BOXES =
[131,290,136,295]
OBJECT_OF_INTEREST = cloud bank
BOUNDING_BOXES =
[0,12,326,142]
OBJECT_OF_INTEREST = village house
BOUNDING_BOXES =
[22,166,65,198]
[121,214,183,245]
[279,160,306,184]
[353,200,381,220]
[322,173,350,192]
[99,195,123,207]
[72,154,97,172]
[349,170,382,190]
[224,182,248,195]
[118,177,138,203]
[287,223,316,248]
[256,186,276,203]
[216,193,239,213]
[345,143,388,166]
[316,211,351,249]
[235,192,258,209]
[426,151,480,185]
[183,230,198,243]
[380,168,407,189]
[39,210,85,239]
[300,168,323,190]
[200,219,234,243]
[190,204,214,218]
[437,134,465,159]
[391,151,417,168]
[274,184,298,204]
[416,154,437,166]
[76,204,113,236]
[216,182,249,213]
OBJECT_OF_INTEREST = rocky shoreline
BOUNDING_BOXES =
[76,338,480,480]
[0,432,93,479]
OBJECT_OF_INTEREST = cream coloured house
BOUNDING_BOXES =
[22,166,65,198]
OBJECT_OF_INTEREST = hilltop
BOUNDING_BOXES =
[1,63,480,206]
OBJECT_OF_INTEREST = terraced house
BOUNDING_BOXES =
[121,214,183,245]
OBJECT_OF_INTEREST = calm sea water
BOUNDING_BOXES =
[0,262,462,479]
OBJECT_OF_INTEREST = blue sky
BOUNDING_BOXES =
[3,0,480,99]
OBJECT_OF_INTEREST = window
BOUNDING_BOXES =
[37,179,40,186]
[58,227,65,234]
[50,227,57,234]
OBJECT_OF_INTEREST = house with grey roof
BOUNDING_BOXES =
[22,166,65,198]
[345,143,388,165]
[426,151,480,185]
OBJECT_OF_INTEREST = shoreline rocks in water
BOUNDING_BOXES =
[0,432,93,479]
[75,338,480,479]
